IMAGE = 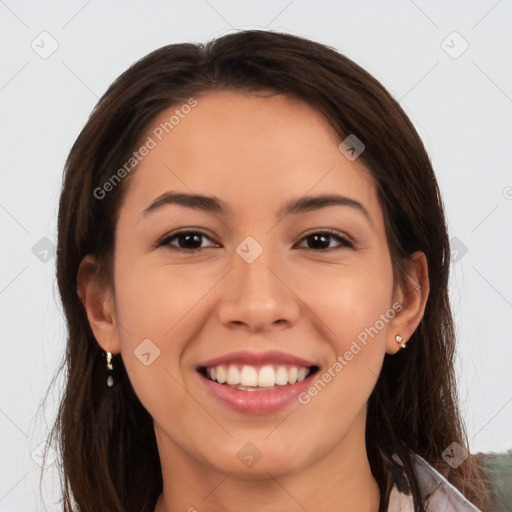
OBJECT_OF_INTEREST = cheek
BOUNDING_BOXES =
[112,254,220,414]
[113,254,215,344]
[299,256,394,350]
[295,254,393,403]
[329,282,393,351]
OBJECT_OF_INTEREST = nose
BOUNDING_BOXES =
[216,246,300,333]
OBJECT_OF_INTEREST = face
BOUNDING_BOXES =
[99,90,406,478]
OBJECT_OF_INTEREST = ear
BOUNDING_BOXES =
[77,254,121,354]
[386,251,430,354]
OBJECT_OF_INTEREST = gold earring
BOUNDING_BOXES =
[395,335,407,349]
[106,351,114,387]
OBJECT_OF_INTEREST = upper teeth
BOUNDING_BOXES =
[207,364,310,387]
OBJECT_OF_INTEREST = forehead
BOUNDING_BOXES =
[148,90,344,166]
[121,90,383,228]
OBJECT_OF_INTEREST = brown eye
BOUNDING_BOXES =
[158,231,219,251]
[297,231,354,251]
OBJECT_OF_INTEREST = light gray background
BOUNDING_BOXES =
[0,1,511,510]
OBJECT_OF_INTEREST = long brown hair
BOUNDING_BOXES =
[48,29,492,511]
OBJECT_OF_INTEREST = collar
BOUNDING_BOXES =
[387,452,482,511]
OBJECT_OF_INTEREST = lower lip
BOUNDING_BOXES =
[199,372,316,414]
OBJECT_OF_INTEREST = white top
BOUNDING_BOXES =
[388,452,482,511]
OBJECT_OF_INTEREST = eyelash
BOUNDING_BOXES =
[157,229,355,252]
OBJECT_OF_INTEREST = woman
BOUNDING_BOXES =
[48,30,492,511]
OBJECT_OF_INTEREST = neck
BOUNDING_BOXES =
[154,411,380,512]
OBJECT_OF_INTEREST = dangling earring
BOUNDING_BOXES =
[106,351,114,387]
[395,335,407,349]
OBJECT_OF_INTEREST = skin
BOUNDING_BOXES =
[78,90,429,512]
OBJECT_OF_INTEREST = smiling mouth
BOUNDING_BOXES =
[197,364,320,391]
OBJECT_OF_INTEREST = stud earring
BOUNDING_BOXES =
[106,351,114,387]
[395,335,407,349]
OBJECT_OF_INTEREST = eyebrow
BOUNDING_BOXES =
[141,191,373,225]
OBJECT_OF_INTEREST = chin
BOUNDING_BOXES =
[202,444,309,480]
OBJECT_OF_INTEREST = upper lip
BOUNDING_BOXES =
[197,350,317,369]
